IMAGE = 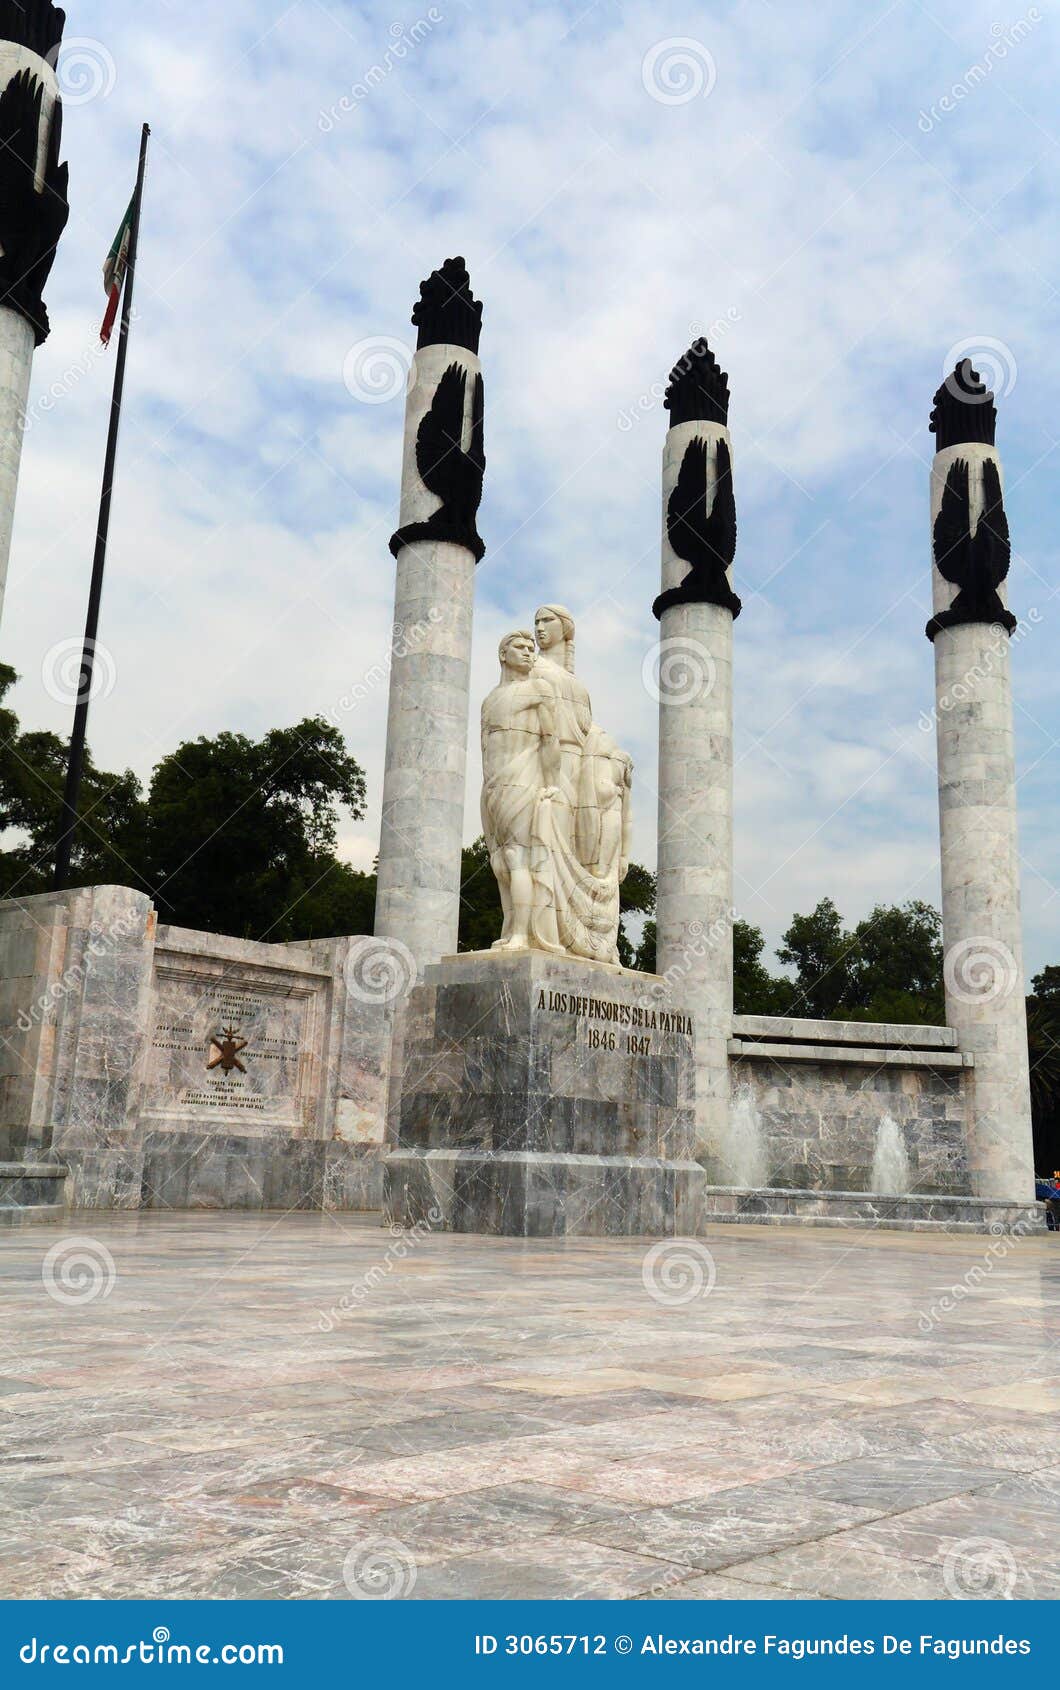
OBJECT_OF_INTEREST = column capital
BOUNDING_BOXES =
[664,337,730,426]
[411,256,482,355]
[926,362,1015,641]
[929,359,997,450]
[654,339,740,620]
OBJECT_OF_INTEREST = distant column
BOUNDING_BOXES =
[927,361,1034,1202]
[373,258,485,972]
[0,0,69,627]
[653,340,740,1170]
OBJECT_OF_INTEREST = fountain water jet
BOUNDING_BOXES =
[871,1114,911,1196]
[719,1083,768,1188]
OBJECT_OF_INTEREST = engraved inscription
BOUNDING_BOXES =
[147,973,307,1125]
[535,986,692,1058]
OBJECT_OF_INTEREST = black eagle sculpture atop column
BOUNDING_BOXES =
[389,256,486,563]
[653,338,741,620]
[0,0,69,345]
[926,360,1016,640]
[410,253,482,354]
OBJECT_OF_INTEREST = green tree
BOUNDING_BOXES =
[777,897,853,1017]
[458,836,503,952]
[146,719,367,940]
[617,861,656,968]
[777,897,944,1024]
[734,918,797,1015]
[631,914,794,1013]
[634,917,656,973]
[1025,989,1060,1175]
[0,662,147,897]
[279,858,376,941]
[846,901,944,1023]
[457,836,656,962]
[1031,965,1060,1001]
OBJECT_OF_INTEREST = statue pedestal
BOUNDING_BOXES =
[384,950,705,1237]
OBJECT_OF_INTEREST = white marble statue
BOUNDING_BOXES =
[480,614,632,963]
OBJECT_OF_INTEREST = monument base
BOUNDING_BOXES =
[386,1148,705,1237]
[703,1185,1042,1234]
[384,949,704,1238]
[0,1161,68,1229]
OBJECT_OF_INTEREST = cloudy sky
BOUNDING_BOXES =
[4,0,1059,971]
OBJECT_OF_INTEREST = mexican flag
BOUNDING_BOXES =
[100,198,134,346]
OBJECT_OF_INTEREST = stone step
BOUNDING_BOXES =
[0,1161,69,1227]
[707,1211,1042,1234]
[703,1184,1044,1236]
[0,1203,67,1229]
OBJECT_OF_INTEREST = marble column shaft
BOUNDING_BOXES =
[930,441,1034,1202]
[0,38,59,627]
[655,418,734,1165]
[373,341,479,971]
[0,306,34,626]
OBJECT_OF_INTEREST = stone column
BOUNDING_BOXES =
[0,2,69,627]
[374,257,485,973]
[927,361,1034,1202]
[653,340,740,1170]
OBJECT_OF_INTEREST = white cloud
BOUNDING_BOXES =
[4,0,1058,970]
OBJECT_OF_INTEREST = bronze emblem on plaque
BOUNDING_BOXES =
[207,1025,249,1075]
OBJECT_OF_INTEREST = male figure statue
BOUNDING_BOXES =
[480,631,562,953]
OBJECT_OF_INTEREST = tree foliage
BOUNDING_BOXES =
[0,662,146,897]
[458,836,503,952]
[145,720,367,939]
[0,667,371,941]
[458,838,656,962]
[777,896,943,1023]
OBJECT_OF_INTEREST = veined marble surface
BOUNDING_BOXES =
[0,306,35,626]
[2,1211,1058,1600]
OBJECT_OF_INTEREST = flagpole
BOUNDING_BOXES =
[53,122,150,891]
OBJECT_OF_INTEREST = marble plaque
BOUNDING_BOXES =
[145,963,321,1135]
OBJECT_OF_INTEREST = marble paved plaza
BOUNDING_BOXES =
[1,1212,1058,1601]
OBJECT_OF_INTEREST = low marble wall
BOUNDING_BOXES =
[0,889,986,1218]
[725,1015,973,1196]
[0,887,397,1210]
